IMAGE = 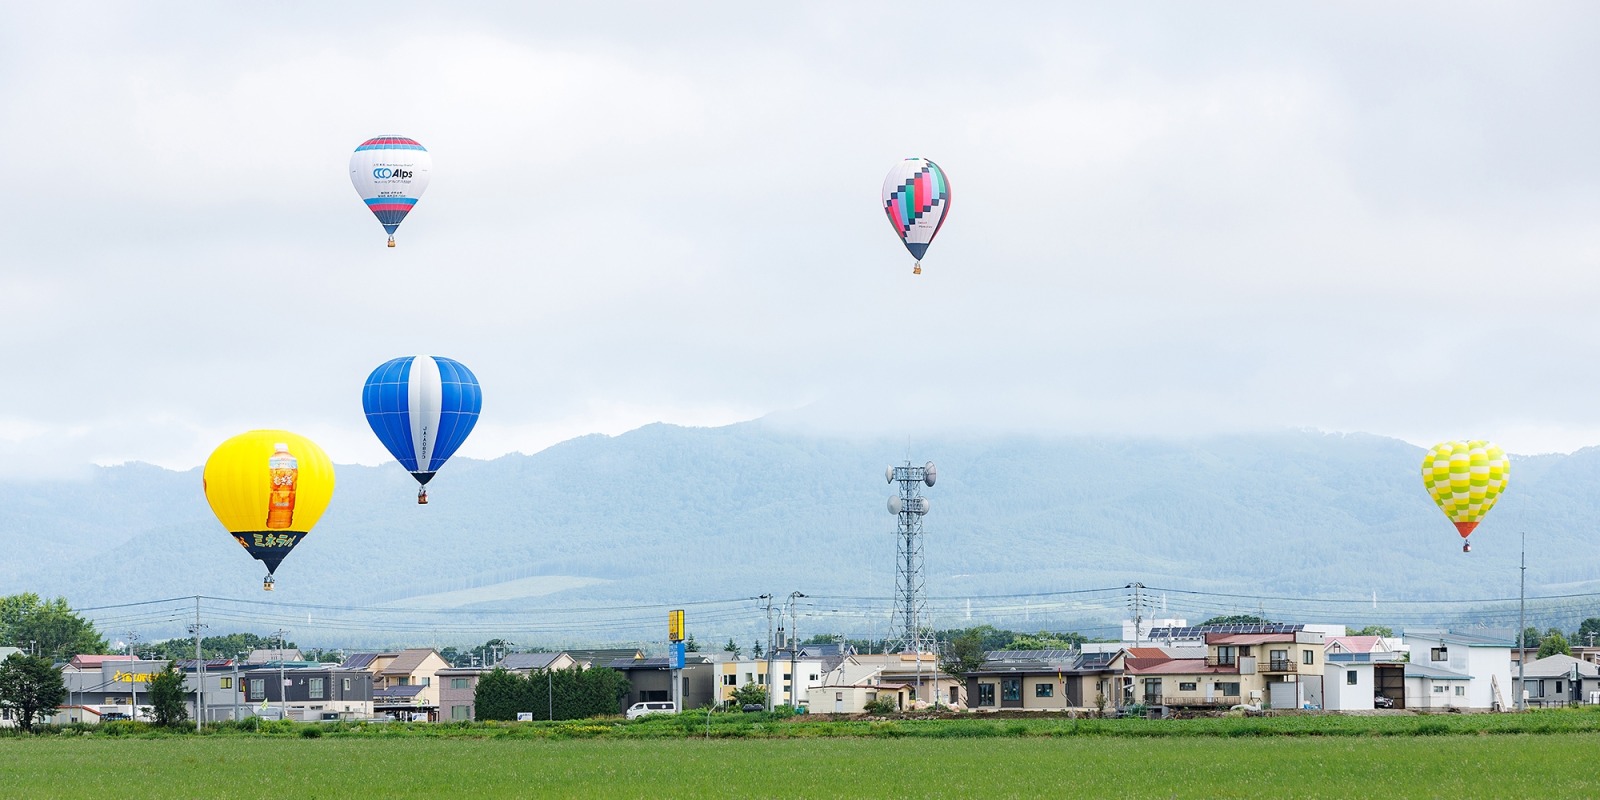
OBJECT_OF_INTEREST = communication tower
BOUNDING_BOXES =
[886,460,936,653]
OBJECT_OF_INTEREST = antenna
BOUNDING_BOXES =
[886,459,936,654]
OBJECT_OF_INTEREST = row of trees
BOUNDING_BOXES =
[474,666,630,721]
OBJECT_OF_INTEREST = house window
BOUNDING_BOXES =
[977,683,996,706]
[219,677,232,690]
[451,705,470,720]
[1434,685,1446,693]
[1431,647,1448,662]
[1215,646,1237,666]
[1347,671,1358,686]
[949,687,959,704]
[451,678,470,690]
[1216,682,1240,697]
[249,679,265,700]
[757,674,766,685]
[1556,681,1564,694]
[397,676,409,686]
[1178,682,1197,692]
[1001,678,1021,702]
[783,673,791,681]
[1454,686,1465,697]
[1302,650,1315,665]
[836,692,844,702]
[810,674,819,681]
[1036,683,1054,698]
[422,677,431,687]
[309,678,325,700]
[1142,678,1162,704]
[721,675,736,686]
[343,678,351,691]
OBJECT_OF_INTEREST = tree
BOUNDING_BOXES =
[684,634,700,653]
[147,662,189,726]
[1200,614,1270,626]
[730,682,767,708]
[1538,629,1572,659]
[722,639,741,658]
[474,668,526,721]
[1,594,109,660]
[1521,627,1542,649]
[0,652,67,733]
[937,628,988,680]
[1350,625,1394,638]
[752,640,764,658]
[1576,617,1600,648]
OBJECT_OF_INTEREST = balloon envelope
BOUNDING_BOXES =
[203,430,335,576]
[350,136,432,238]
[882,158,951,262]
[362,355,482,485]
[1421,440,1509,538]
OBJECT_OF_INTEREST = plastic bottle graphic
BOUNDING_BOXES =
[265,443,298,529]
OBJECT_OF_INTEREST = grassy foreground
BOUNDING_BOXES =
[3,734,1599,799]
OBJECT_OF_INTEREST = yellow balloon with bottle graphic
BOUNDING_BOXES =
[203,430,335,589]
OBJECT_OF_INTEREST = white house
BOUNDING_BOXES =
[1402,630,1513,711]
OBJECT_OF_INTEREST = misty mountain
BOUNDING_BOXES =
[4,422,1598,644]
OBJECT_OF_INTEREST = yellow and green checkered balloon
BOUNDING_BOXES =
[1420,440,1509,538]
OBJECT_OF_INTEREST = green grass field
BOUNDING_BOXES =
[4,734,1598,799]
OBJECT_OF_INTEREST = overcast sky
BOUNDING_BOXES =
[1,2,1596,477]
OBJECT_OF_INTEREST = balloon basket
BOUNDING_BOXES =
[1462,540,1472,553]
[387,236,396,248]
[418,488,429,505]
[263,575,276,591]
[912,262,922,275]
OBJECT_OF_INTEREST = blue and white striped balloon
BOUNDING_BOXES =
[362,356,482,490]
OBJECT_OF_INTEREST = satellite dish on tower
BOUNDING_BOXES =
[888,495,903,515]
[916,497,931,516]
[886,466,895,484]
[924,462,937,487]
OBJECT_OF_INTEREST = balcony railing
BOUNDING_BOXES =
[1264,659,1299,673]
[1204,656,1239,669]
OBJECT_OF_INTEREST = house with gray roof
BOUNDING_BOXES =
[1518,654,1600,707]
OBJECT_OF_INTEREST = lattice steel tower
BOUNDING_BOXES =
[886,460,936,653]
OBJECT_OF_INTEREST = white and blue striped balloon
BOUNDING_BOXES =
[362,356,482,486]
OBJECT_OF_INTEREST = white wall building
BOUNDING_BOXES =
[1402,630,1513,711]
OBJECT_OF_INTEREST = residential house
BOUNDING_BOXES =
[848,652,958,708]
[1323,637,1408,711]
[340,649,451,720]
[1109,626,1326,710]
[245,648,304,665]
[240,665,373,720]
[714,655,825,708]
[562,648,644,668]
[806,681,912,714]
[963,650,1082,710]
[1402,630,1513,711]
[1405,662,1473,710]
[1518,654,1600,707]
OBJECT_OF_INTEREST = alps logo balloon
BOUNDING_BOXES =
[350,135,432,246]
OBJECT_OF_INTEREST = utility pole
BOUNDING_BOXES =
[126,631,140,721]
[190,596,206,730]
[760,594,775,711]
[1517,533,1526,711]
[787,592,806,709]
[1126,583,1146,647]
[272,628,290,721]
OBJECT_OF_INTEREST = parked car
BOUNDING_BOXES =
[625,701,677,720]
[1374,694,1395,709]
[741,704,765,713]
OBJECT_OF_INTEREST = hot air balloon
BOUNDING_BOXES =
[204,430,336,590]
[1421,440,1509,553]
[350,136,432,247]
[882,157,950,275]
[362,355,482,504]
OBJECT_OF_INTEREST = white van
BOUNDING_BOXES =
[625,701,677,720]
